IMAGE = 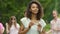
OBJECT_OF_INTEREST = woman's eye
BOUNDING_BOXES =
[32,7,35,8]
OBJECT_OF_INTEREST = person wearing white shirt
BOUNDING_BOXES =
[18,0,46,34]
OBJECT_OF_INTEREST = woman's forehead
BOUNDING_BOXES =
[53,11,57,14]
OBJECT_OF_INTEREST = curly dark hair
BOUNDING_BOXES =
[26,0,43,20]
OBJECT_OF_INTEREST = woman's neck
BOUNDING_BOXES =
[54,16,58,21]
[12,22,14,25]
[31,14,36,20]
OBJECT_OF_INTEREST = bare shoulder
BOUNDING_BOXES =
[20,17,28,21]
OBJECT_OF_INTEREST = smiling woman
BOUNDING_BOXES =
[18,0,46,34]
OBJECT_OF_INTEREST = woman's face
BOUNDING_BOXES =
[30,3,39,14]
[11,17,16,23]
[52,11,57,18]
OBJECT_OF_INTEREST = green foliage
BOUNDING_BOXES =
[0,0,60,25]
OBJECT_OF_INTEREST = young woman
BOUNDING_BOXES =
[46,10,60,34]
[0,21,5,34]
[6,16,20,34]
[18,0,46,34]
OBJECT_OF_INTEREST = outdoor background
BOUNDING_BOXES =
[0,0,60,34]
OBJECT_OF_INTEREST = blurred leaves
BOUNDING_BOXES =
[0,0,60,25]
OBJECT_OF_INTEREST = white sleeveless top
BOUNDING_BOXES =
[21,17,46,34]
[9,23,20,34]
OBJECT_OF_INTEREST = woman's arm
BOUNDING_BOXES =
[18,23,30,34]
[6,23,9,34]
[46,29,52,34]
[18,21,34,34]
[38,26,46,34]
[40,29,46,34]
[53,28,60,31]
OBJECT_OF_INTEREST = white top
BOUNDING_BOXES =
[9,23,20,34]
[21,17,46,34]
[50,18,60,34]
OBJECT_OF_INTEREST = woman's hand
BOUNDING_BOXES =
[37,24,42,32]
[28,21,34,28]
[46,32,49,34]
[46,29,52,34]
[54,28,60,31]
[52,27,60,31]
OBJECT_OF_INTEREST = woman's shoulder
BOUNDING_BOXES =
[20,17,30,22]
[20,17,31,25]
[16,23,20,28]
[40,19,44,21]
[40,18,46,23]
[39,19,46,27]
[16,23,19,25]
[20,17,27,21]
